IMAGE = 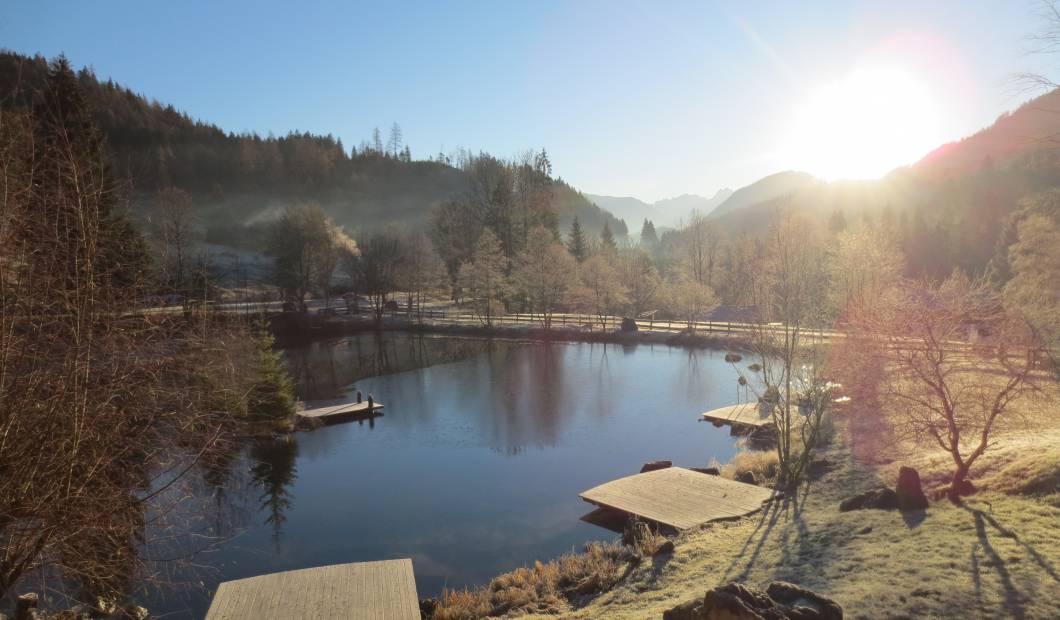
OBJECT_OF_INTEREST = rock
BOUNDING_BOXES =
[620,317,639,332]
[766,581,843,620]
[856,526,873,535]
[839,487,898,512]
[666,581,843,620]
[808,459,832,476]
[692,467,721,476]
[702,582,780,619]
[419,597,439,619]
[641,460,673,473]
[654,539,676,556]
[15,594,38,620]
[895,466,929,511]
[663,598,704,620]
[735,471,758,486]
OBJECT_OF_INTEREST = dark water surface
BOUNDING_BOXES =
[151,333,748,617]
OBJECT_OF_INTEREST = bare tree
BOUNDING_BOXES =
[826,225,904,320]
[685,210,722,287]
[663,271,719,332]
[512,227,578,329]
[574,255,628,330]
[395,232,448,322]
[619,247,662,319]
[151,187,197,301]
[265,201,337,313]
[352,226,406,322]
[732,212,831,492]
[457,230,509,327]
[868,273,1042,499]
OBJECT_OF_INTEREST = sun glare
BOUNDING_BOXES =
[784,65,942,180]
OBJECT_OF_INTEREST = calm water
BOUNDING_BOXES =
[150,333,748,617]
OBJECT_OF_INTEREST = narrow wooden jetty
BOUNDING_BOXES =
[296,400,384,423]
[205,559,419,620]
[700,402,773,430]
[580,467,775,530]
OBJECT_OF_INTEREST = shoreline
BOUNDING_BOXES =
[268,313,757,352]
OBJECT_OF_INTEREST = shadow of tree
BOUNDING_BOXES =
[721,492,792,582]
[967,506,1027,619]
[963,503,1059,620]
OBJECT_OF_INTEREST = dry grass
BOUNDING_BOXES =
[622,518,668,557]
[720,445,780,484]
[432,542,629,619]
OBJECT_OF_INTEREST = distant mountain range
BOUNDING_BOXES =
[584,188,733,230]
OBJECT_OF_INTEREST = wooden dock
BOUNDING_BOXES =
[700,403,773,429]
[204,559,419,620]
[579,467,775,530]
[296,401,384,423]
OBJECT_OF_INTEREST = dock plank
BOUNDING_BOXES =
[297,401,384,421]
[204,559,419,620]
[580,467,774,530]
[701,403,772,428]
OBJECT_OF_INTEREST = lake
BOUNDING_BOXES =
[150,333,751,617]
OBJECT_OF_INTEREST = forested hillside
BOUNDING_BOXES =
[0,51,625,244]
[710,89,1060,279]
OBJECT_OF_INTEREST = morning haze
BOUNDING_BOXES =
[0,1,1058,619]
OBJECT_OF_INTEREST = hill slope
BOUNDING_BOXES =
[586,189,733,229]
[0,51,626,241]
[709,171,820,218]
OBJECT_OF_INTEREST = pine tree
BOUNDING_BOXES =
[600,220,617,253]
[567,216,587,261]
[640,219,658,245]
[372,126,383,154]
[34,55,150,291]
[387,122,403,157]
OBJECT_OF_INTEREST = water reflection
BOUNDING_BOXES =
[150,334,750,618]
[249,438,298,547]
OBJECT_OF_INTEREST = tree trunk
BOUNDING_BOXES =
[949,463,971,501]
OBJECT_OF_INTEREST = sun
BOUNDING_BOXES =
[783,64,942,181]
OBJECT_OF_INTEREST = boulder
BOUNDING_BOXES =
[662,581,843,620]
[692,467,721,476]
[661,597,703,618]
[419,597,439,619]
[807,459,833,476]
[654,539,676,556]
[735,471,758,486]
[641,460,673,473]
[620,317,639,332]
[702,582,782,619]
[14,594,38,620]
[663,598,704,620]
[839,487,898,512]
[766,582,843,620]
[895,466,928,511]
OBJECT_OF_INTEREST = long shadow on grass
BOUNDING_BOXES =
[967,506,1027,619]
[721,489,803,582]
[964,503,1059,619]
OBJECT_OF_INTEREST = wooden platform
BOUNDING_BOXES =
[579,467,775,530]
[296,401,384,422]
[700,403,773,429]
[205,559,419,620]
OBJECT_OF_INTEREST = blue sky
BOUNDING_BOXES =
[0,0,1050,201]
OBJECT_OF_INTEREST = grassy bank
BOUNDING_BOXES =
[433,382,1060,619]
